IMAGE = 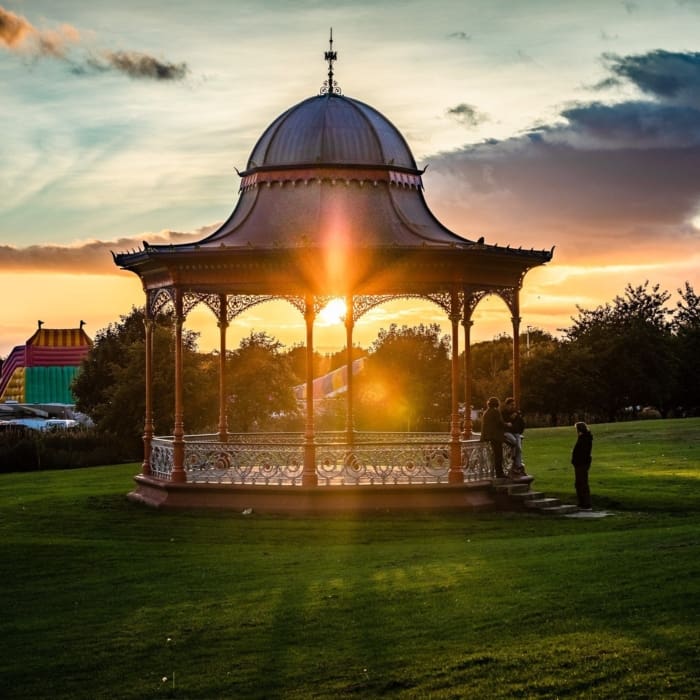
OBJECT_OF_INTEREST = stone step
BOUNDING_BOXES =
[538,504,579,515]
[525,497,562,509]
[509,490,545,502]
[492,482,531,495]
[491,477,577,516]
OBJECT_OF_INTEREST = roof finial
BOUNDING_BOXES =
[321,28,341,96]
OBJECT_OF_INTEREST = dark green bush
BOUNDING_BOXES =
[0,427,139,472]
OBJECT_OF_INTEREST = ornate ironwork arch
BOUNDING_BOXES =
[352,295,393,321]
[463,286,519,322]
[352,292,456,323]
[281,295,335,316]
[183,292,221,319]
[424,291,453,315]
[226,294,278,321]
[148,287,176,317]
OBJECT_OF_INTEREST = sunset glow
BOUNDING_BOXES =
[318,298,348,326]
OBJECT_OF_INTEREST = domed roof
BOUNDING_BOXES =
[245,94,418,172]
[114,37,554,298]
[188,88,471,250]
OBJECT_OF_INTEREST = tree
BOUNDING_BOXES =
[468,336,513,411]
[226,331,300,432]
[73,307,217,452]
[326,345,366,372]
[284,343,325,383]
[520,332,570,423]
[674,282,700,330]
[355,323,450,431]
[562,282,675,419]
[72,307,146,426]
[672,282,700,413]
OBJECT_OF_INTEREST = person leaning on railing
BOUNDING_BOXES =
[480,397,506,479]
[502,397,527,478]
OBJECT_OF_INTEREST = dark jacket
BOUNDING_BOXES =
[481,406,505,442]
[502,409,525,434]
[571,430,593,468]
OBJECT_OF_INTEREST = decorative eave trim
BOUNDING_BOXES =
[238,165,424,192]
[112,242,554,277]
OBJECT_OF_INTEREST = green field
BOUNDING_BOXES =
[1,419,698,699]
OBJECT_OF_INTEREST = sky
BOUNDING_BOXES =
[1,0,699,357]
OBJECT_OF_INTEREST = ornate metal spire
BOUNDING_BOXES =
[320,28,341,95]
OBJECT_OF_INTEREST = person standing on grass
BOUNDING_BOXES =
[480,397,507,479]
[571,421,593,511]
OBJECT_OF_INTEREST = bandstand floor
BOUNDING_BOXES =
[128,475,502,513]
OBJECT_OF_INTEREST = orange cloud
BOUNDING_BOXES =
[0,6,32,47]
[0,6,79,57]
[0,4,187,80]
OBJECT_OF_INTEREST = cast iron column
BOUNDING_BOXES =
[344,294,355,444]
[462,315,473,439]
[449,291,464,483]
[171,289,186,483]
[217,294,229,443]
[303,295,317,486]
[511,290,522,406]
[142,313,154,476]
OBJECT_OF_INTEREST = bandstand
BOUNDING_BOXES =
[114,38,553,511]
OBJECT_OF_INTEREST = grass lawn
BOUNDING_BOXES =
[0,418,698,699]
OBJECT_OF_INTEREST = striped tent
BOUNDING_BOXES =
[293,357,366,402]
[0,325,92,404]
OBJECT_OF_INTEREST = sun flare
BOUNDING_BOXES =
[318,297,347,325]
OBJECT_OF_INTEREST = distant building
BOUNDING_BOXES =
[0,322,92,404]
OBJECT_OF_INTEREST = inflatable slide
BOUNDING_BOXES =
[0,323,92,404]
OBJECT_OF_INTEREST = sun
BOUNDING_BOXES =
[318,297,347,324]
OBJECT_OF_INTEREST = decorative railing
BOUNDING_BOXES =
[178,432,452,445]
[185,442,304,485]
[149,434,514,485]
[316,441,451,485]
[151,439,178,481]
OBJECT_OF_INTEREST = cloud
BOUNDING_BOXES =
[0,5,79,57]
[82,50,189,81]
[601,50,700,105]
[431,138,700,244]
[0,5,188,81]
[0,227,216,275]
[0,6,31,47]
[426,49,700,261]
[555,101,700,148]
[446,102,489,128]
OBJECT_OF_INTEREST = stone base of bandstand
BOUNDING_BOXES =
[128,475,501,513]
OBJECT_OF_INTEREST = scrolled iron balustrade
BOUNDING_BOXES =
[315,442,454,485]
[146,434,517,485]
[183,440,304,485]
[314,439,455,485]
[150,439,174,480]
[460,442,515,482]
[180,431,452,445]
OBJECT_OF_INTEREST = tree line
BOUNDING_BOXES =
[519,282,699,424]
[71,281,699,451]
